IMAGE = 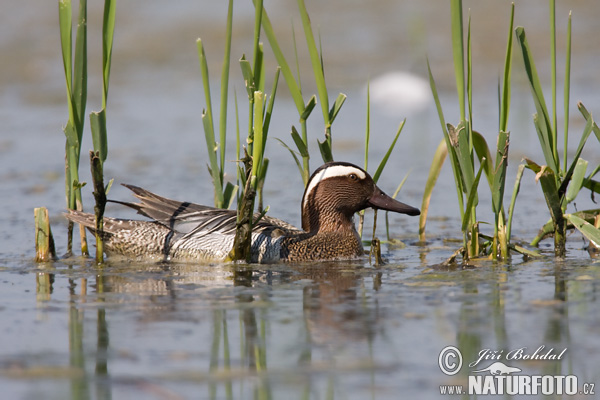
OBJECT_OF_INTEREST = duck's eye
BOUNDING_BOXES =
[349,173,358,181]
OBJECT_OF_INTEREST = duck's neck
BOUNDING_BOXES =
[301,203,357,234]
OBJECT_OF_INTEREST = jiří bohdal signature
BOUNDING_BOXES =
[469,345,567,369]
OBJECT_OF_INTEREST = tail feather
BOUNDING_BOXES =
[112,184,218,224]
[64,210,97,231]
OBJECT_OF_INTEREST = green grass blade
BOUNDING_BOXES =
[218,0,234,174]
[239,56,255,99]
[263,67,281,143]
[364,81,370,171]
[533,114,559,176]
[317,139,333,163]
[461,157,485,233]
[530,218,554,247]
[101,0,116,107]
[251,91,266,188]
[466,11,473,140]
[223,181,238,210]
[72,0,87,140]
[578,102,600,143]
[202,111,224,207]
[276,138,304,180]
[290,126,309,157]
[582,178,600,196]
[499,3,514,132]
[89,110,107,163]
[558,112,593,196]
[59,0,73,101]
[255,0,304,114]
[450,122,475,193]
[471,130,493,189]
[373,119,406,183]
[550,0,557,142]
[525,158,562,227]
[515,27,558,173]
[198,38,225,207]
[300,95,317,122]
[563,11,572,171]
[329,93,346,123]
[450,0,465,120]
[252,0,263,91]
[565,213,600,247]
[427,59,465,214]
[197,39,216,142]
[566,158,588,204]
[297,0,329,127]
[492,131,510,214]
[506,163,525,244]
[419,139,447,241]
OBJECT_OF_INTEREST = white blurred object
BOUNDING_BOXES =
[369,71,431,116]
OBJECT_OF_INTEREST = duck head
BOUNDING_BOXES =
[301,161,420,233]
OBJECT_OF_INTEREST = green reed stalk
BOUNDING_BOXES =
[421,1,521,261]
[516,1,600,257]
[196,0,236,209]
[219,0,234,176]
[358,83,371,237]
[563,12,571,172]
[89,0,116,264]
[59,0,88,256]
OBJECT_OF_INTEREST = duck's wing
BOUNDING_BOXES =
[116,184,301,237]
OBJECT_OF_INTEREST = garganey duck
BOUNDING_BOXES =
[66,161,420,263]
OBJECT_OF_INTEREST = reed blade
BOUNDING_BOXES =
[515,27,558,175]
[373,119,406,183]
[297,0,329,127]
[329,93,347,123]
[450,0,466,120]
[219,0,234,174]
[101,0,116,106]
[565,158,588,205]
[72,0,87,140]
[563,11,572,171]
[427,59,465,214]
[565,213,600,247]
[254,0,304,114]
[499,3,515,132]
[461,158,485,233]
[419,139,447,241]
[263,67,281,142]
[89,110,108,163]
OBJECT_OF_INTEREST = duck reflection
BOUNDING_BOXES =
[294,262,382,345]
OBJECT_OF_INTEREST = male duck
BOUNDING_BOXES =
[66,161,420,263]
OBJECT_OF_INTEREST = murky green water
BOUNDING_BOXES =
[3,1,600,399]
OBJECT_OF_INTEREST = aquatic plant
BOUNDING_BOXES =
[197,0,236,210]
[515,0,600,257]
[59,0,89,256]
[59,0,116,262]
[420,1,522,261]
[197,0,279,261]
[89,0,116,263]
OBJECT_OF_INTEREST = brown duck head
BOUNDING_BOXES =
[300,161,420,233]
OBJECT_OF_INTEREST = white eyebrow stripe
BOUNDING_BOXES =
[303,165,367,209]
